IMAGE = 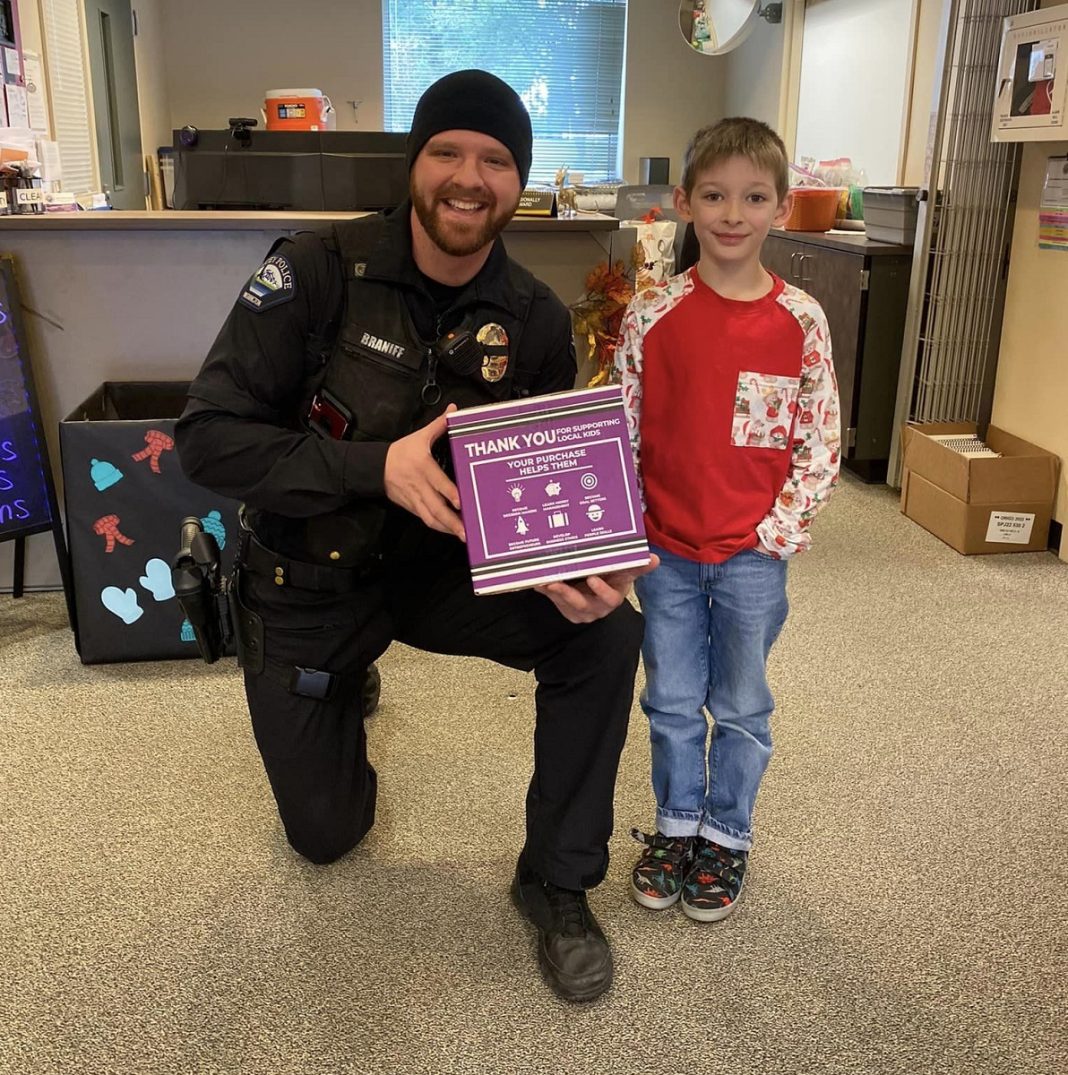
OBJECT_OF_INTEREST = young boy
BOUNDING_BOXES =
[613,118,840,922]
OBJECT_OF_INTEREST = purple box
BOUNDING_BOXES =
[446,385,650,595]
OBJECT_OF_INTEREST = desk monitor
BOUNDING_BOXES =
[320,131,409,212]
[172,130,324,211]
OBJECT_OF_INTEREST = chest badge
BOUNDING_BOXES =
[477,323,509,382]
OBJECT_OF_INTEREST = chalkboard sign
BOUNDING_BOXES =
[0,252,74,624]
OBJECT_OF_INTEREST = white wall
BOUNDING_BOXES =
[722,7,789,128]
[158,0,384,133]
[793,0,916,184]
[622,0,726,183]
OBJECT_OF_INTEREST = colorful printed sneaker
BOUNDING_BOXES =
[681,838,748,922]
[629,828,696,910]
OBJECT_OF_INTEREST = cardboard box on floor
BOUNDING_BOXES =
[900,422,1060,554]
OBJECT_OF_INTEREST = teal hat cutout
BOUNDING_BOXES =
[90,457,124,491]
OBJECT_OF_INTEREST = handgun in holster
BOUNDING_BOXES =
[172,516,263,671]
[171,516,233,663]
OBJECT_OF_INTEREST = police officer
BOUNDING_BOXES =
[175,70,652,1003]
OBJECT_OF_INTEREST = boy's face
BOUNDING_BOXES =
[674,155,792,269]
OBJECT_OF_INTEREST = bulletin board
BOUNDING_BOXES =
[0,252,74,623]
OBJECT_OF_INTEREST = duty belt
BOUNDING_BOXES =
[237,522,379,593]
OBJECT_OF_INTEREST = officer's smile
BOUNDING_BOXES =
[443,198,485,213]
[436,187,495,222]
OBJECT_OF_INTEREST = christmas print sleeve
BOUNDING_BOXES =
[756,303,840,558]
[612,301,647,509]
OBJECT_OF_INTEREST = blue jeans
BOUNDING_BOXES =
[633,544,789,851]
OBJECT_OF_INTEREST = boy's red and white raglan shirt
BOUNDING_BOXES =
[613,267,840,563]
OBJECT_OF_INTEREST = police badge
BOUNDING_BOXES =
[477,323,509,382]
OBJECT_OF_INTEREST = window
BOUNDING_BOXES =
[382,0,626,185]
[40,0,97,194]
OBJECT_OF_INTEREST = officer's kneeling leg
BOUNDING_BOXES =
[244,669,376,864]
[239,572,389,865]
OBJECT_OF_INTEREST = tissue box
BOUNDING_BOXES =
[446,385,650,594]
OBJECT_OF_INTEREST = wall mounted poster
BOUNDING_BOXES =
[1039,155,1068,251]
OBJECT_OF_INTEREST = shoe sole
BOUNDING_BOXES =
[630,880,682,911]
[681,876,745,923]
[510,879,613,1003]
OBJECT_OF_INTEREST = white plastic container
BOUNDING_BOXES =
[863,187,921,244]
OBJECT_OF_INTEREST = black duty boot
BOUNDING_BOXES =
[510,861,613,1002]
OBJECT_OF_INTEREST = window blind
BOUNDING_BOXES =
[39,0,96,194]
[382,0,626,184]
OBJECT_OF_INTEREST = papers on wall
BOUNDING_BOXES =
[4,84,29,129]
[22,52,49,133]
[3,47,20,79]
[1039,155,1068,251]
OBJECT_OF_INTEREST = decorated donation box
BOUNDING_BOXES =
[59,383,241,664]
[446,385,650,595]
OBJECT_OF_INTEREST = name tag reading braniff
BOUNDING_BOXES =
[446,385,650,595]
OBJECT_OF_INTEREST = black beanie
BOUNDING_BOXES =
[405,70,533,188]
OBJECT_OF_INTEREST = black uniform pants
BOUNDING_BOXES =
[239,529,643,891]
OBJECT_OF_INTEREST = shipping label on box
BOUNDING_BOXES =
[447,385,650,594]
[984,511,1036,544]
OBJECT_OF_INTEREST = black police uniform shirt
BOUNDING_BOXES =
[175,201,577,562]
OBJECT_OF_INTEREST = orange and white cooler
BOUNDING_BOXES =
[263,88,334,131]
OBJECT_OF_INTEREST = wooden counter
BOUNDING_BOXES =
[0,209,621,233]
[769,226,913,256]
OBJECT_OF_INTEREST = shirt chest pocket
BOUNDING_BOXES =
[332,326,424,442]
[731,371,800,450]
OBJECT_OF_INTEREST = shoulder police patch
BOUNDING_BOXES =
[239,254,296,312]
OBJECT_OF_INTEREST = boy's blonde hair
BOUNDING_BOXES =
[680,117,790,202]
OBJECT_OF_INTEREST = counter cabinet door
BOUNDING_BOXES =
[762,233,799,285]
[762,234,863,451]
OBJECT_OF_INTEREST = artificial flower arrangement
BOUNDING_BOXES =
[570,257,637,387]
[571,208,674,385]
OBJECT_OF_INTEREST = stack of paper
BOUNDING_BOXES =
[928,433,1002,458]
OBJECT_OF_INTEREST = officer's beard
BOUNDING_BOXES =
[411,184,517,258]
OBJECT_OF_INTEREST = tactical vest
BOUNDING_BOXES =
[267,214,539,567]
